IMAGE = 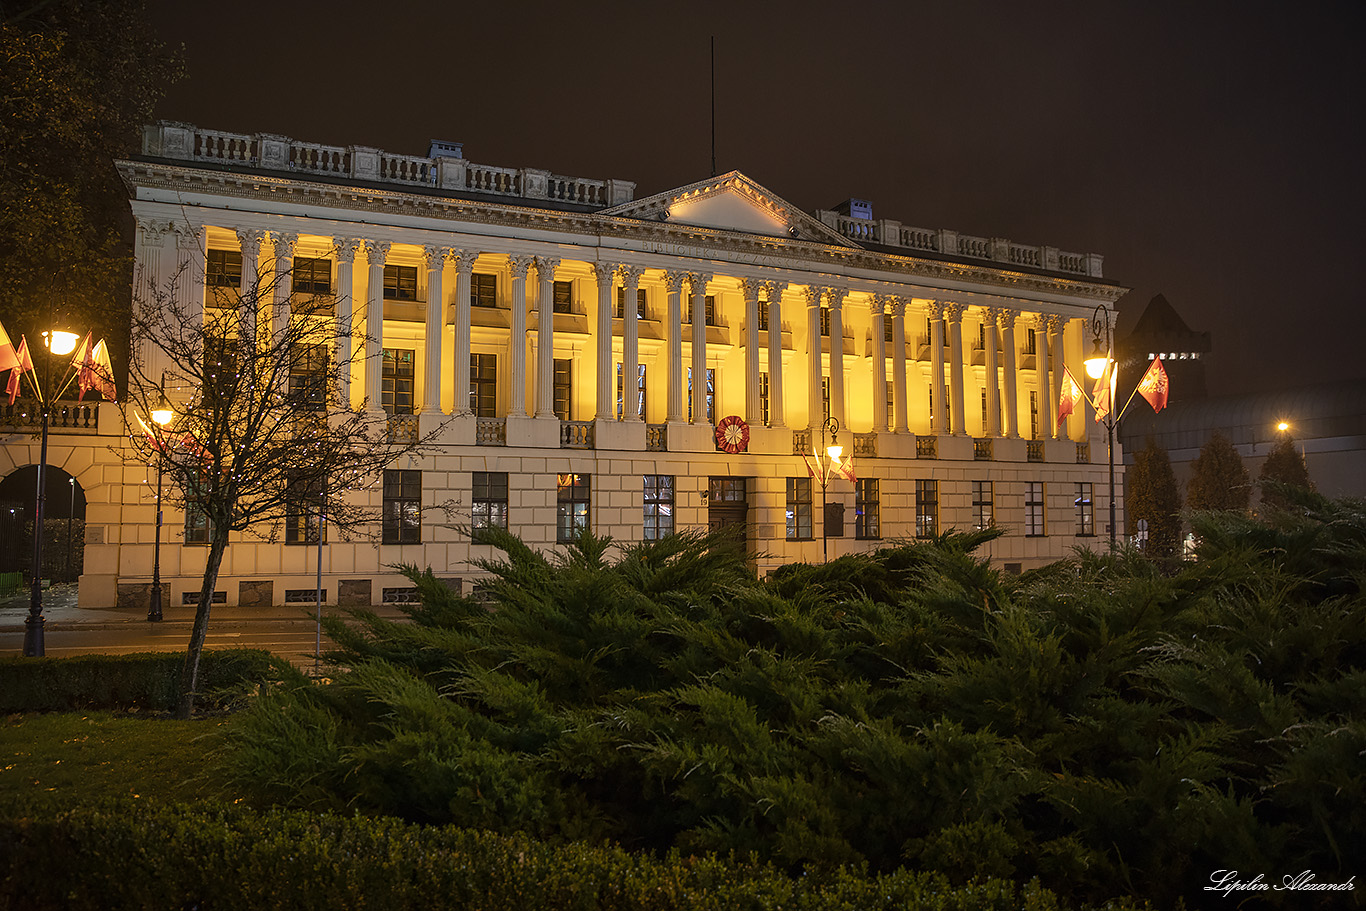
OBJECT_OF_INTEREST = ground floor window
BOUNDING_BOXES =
[382,469,421,544]
[915,479,938,538]
[786,477,813,540]
[972,480,994,531]
[472,471,509,541]
[285,471,325,544]
[643,475,674,539]
[1075,482,1094,536]
[1026,481,1046,537]
[855,478,880,540]
[557,473,591,543]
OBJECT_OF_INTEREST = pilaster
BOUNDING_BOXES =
[945,302,966,436]
[333,238,361,409]
[999,308,1019,438]
[827,287,848,428]
[889,297,909,433]
[688,272,712,425]
[421,245,450,415]
[805,285,824,431]
[870,295,888,433]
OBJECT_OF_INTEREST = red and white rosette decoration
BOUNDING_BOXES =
[714,415,750,453]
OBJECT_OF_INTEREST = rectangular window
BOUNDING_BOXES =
[687,367,715,423]
[383,264,418,301]
[470,353,496,417]
[643,475,674,540]
[184,501,212,545]
[206,250,242,289]
[786,477,813,540]
[285,470,325,545]
[1030,390,1039,440]
[855,478,880,540]
[977,322,986,350]
[554,358,572,420]
[616,363,647,421]
[822,376,830,421]
[884,316,894,343]
[292,257,332,296]
[757,303,769,332]
[553,280,573,314]
[981,388,988,431]
[687,295,717,325]
[471,471,509,541]
[759,372,770,426]
[471,273,497,308]
[972,480,994,531]
[886,383,895,429]
[382,469,421,544]
[1026,481,1046,537]
[1026,328,1037,355]
[616,287,647,319]
[288,344,328,411]
[915,479,938,539]
[1075,482,1094,537]
[557,473,591,543]
[382,348,415,415]
[820,306,831,337]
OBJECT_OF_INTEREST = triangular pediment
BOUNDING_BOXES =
[601,171,856,246]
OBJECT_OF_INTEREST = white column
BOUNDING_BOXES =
[890,297,909,433]
[174,224,206,322]
[1048,315,1064,439]
[766,281,787,428]
[870,295,888,432]
[805,286,824,430]
[982,306,1001,437]
[1036,314,1052,439]
[593,261,617,420]
[946,303,966,435]
[362,240,389,414]
[1000,308,1019,438]
[689,272,712,425]
[665,270,685,423]
[534,256,560,418]
[134,219,172,379]
[270,232,297,348]
[421,245,449,415]
[741,277,762,425]
[929,301,946,435]
[827,287,847,428]
[451,250,477,416]
[620,265,644,421]
[236,228,263,348]
[507,255,532,417]
[333,238,360,408]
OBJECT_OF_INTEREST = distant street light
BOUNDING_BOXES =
[148,377,173,622]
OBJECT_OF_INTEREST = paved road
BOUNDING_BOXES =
[0,583,411,668]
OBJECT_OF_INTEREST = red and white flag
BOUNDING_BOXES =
[834,453,856,484]
[1092,354,1116,423]
[72,334,117,402]
[0,320,19,373]
[1057,368,1084,433]
[1137,356,1170,413]
[801,449,818,480]
[6,336,32,404]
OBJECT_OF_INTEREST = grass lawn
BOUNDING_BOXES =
[0,712,235,814]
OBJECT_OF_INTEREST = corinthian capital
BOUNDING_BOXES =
[535,256,560,280]
[593,261,618,284]
[942,302,964,323]
[508,254,533,279]
[888,296,906,318]
[236,228,265,259]
[925,300,944,320]
[765,281,787,303]
[449,248,479,274]
[869,294,889,316]
[138,218,173,247]
[663,269,687,293]
[271,232,298,259]
[826,286,849,311]
[363,240,390,265]
[617,264,645,290]
[332,238,361,264]
[688,272,713,295]
[739,277,762,302]
[423,245,451,270]
[997,307,1019,328]
[803,285,824,308]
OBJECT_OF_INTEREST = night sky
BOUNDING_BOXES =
[146,0,1366,398]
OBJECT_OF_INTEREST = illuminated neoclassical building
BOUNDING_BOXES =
[29,123,1129,607]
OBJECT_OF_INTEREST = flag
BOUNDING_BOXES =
[1057,368,1083,432]
[0,320,18,373]
[72,334,116,401]
[1091,354,1115,423]
[91,339,117,401]
[835,454,856,484]
[6,336,32,404]
[801,449,818,479]
[1137,356,1170,413]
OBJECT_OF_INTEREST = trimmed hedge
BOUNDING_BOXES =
[0,649,286,713]
[0,802,1126,911]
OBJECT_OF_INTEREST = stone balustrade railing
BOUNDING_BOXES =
[560,420,594,449]
[143,123,635,207]
[792,429,811,455]
[646,424,668,451]
[0,400,100,432]
[815,211,1105,279]
[386,414,419,444]
[853,432,877,458]
[916,436,937,459]
[475,417,506,446]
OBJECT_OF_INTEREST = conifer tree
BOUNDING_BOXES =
[1258,436,1313,512]
[1126,438,1181,559]
[1186,431,1250,511]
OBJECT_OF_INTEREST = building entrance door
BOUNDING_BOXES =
[707,477,748,554]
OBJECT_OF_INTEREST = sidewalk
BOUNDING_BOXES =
[0,583,411,633]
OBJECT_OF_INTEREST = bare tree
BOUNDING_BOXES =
[122,248,436,717]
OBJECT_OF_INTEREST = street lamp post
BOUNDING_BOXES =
[65,477,75,582]
[816,416,845,564]
[23,328,83,658]
[1084,305,1118,549]
[149,379,174,622]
